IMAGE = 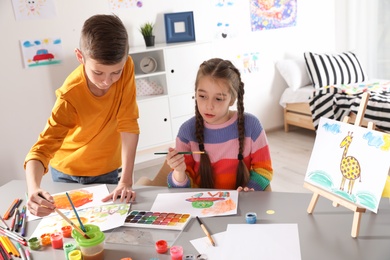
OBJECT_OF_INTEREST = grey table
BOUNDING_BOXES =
[1,180,389,260]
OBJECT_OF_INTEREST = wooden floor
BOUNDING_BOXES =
[134,127,316,193]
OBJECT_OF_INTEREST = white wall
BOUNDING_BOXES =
[0,0,337,185]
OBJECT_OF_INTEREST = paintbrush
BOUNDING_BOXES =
[38,193,90,239]
[154,151,206,155]
[65,192,87,233]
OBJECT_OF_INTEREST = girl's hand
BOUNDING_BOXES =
[166,148,186,173]
[167,147,187,182]
[237,186,255,192]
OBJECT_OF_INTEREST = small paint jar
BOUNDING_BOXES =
[170,245,183,260]
[245,212,257,224]
[28,237,41,250]
[68,249,82,260]
[50,232,64,249]
[64,242,77,260]
[62,225,72,238]
[155,239,168,254]
[40,233,51,246]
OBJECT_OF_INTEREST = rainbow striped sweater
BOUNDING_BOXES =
[167,112,273,191]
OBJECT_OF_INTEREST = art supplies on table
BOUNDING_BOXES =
[196,216,215,246]
[30,203,130,240]
[124,210,191,231]
[27,184,112,222]
[3,198,20,220]
[13,208,20,232]
[0,216,9,230]
[0,226,27,245]
[65,192,87,232]
[150,190,238,218]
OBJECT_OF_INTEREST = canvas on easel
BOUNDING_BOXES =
[304,92,390,237]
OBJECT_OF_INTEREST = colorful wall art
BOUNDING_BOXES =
[250,0,297,31]
[20,37,63,68]
[305,117,390,213]
[108,0,143,11]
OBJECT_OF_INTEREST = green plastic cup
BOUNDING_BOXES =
[71,224,105,260]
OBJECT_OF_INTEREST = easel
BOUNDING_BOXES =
[304,92,375,238]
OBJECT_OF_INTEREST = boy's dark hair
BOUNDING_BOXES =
[80,14,129,65]
[194,58,249,189]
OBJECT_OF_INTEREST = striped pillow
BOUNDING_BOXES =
[304,51,366,88]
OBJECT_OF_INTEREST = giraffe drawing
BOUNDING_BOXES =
[339,131,362,194]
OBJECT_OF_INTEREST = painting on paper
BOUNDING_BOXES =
[20,37,63,68]
[30,203,130,239]
[249,0,297,31]
[305,117,390,213]
[150,190,238,217]
[212,0,239,39]
[27,184,111,221]
[235,52,260,74]
[12,0,57,20]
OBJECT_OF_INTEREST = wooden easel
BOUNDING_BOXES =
[304,92,374,238]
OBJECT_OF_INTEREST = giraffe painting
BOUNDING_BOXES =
[339,131,361,194]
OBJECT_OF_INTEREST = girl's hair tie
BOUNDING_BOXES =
[237,154,244,160]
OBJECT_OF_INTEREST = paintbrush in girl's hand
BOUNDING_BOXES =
[154,151,206,155]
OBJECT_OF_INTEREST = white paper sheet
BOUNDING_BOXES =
[191,224,301,260]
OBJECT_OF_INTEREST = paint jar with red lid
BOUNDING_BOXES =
[50,232,64,249]
[62,225,72,238]
[155,240,168,254]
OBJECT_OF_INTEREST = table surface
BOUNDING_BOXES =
[1,180,390,260]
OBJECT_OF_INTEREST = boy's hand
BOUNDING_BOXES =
[102,182,136,203]
[27,190,56,217]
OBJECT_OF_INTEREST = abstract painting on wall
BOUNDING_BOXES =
[249,0,297,31]
[20,37,63,68]
[305,117,390,213]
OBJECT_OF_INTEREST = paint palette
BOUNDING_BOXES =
[123,210,191,230]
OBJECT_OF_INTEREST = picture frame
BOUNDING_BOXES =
[164,11,196,43]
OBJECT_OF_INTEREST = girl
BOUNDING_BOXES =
[166,58,273,191]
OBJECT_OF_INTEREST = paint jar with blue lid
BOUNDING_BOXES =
[245,212,257,224]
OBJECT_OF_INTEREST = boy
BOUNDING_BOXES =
[24,14,139,217]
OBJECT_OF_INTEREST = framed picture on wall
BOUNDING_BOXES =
[164,11,196,43]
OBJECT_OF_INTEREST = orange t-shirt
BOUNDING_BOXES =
[24,56,139,176]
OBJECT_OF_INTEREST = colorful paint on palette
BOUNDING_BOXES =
[124,210,191,230]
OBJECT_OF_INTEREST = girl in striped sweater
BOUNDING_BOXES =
[166,58,273,191]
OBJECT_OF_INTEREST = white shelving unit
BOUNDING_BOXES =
[130,41,212,166]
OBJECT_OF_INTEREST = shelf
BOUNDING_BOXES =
[136,94,168,101]
[135,71,166,79]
